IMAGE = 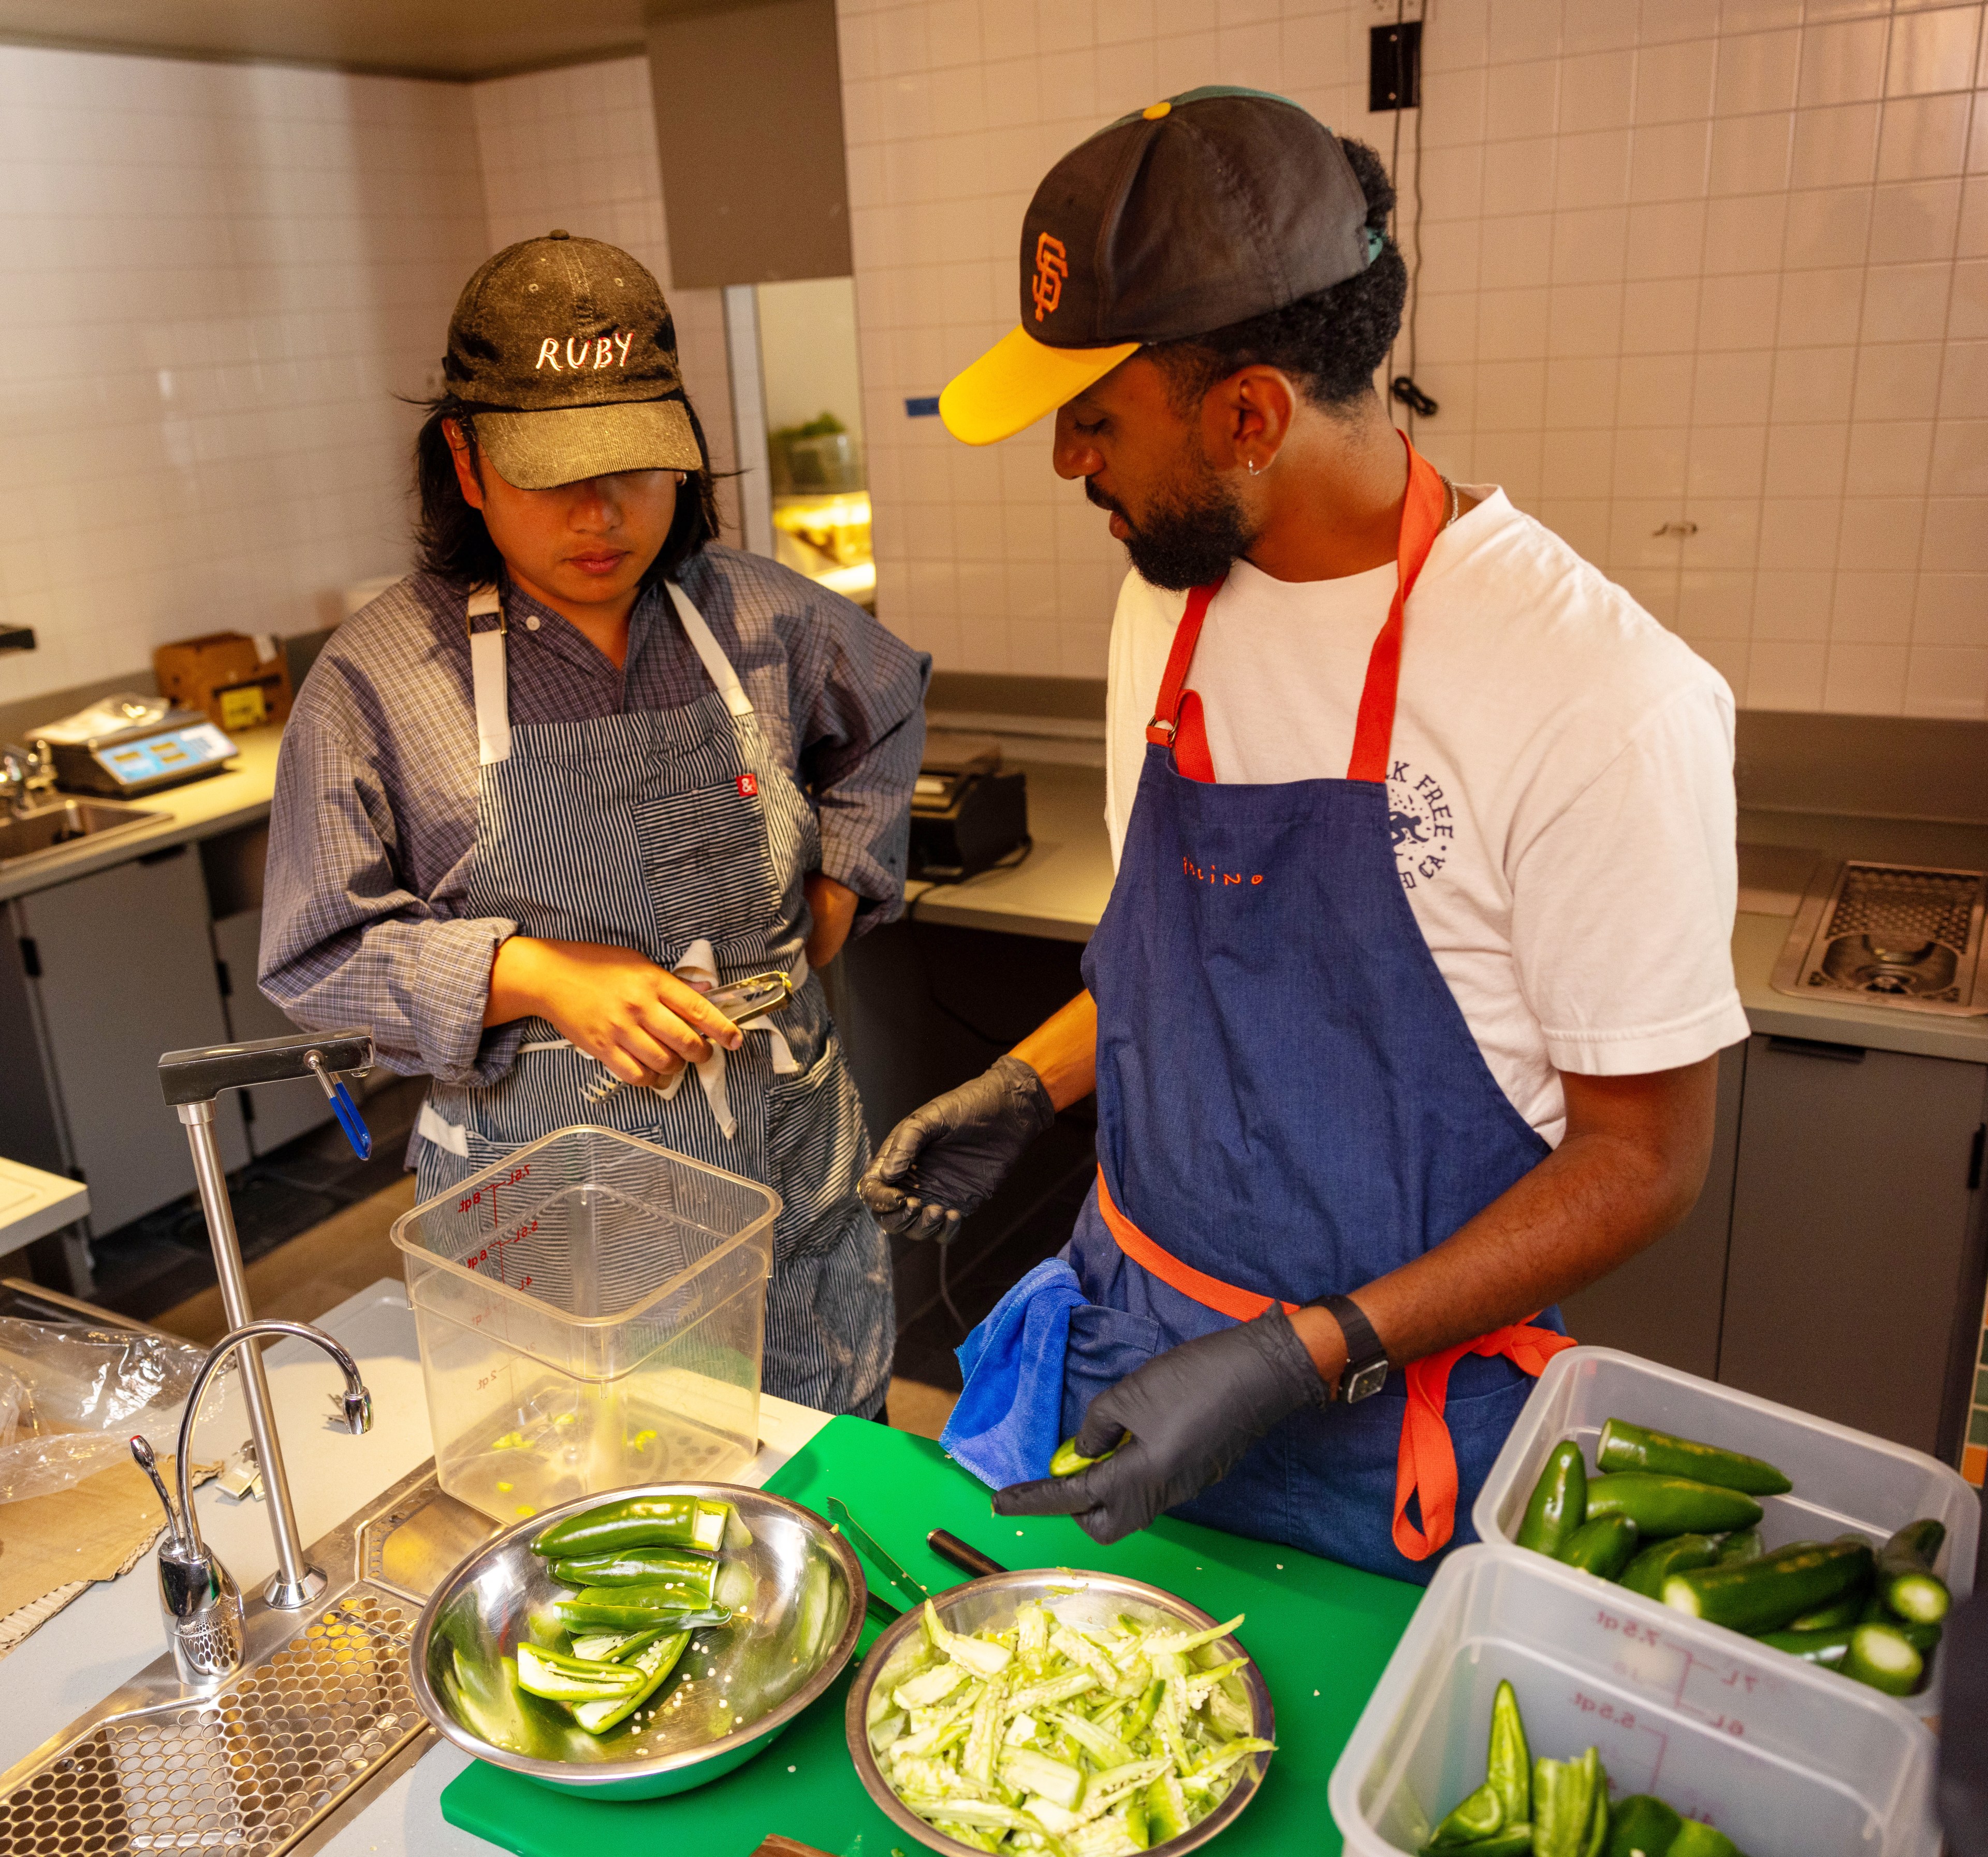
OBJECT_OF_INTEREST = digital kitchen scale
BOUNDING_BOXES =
[31,694,238,799]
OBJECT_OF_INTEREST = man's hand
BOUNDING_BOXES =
[803,872,858,971]
[993,1309,1326,1542]
[857,1056,1056,1241]
[485,937,743,1085]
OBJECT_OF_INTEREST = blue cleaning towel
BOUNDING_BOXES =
[940,1257,1086,1490]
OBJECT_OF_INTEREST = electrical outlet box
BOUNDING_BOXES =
[1369,20,1422,112]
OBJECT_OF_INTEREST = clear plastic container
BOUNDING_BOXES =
[391,1125,779,1524]
[1471,1344,1977,1721]
[1327,1544,1941,1857]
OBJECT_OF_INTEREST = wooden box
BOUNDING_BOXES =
[153,632,292,732]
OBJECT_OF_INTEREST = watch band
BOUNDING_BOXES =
[1311,1293,1390,1403]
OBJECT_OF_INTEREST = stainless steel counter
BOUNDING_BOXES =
[908,760,1988,1066]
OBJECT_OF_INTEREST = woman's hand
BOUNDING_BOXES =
[803,873,858,971]
[485,937,743,1085]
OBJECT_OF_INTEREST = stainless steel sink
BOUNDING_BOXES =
[1771,859,1988,1015]
[0,1460,496,1857]
[0,799,167,867]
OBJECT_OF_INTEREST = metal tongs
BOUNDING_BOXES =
[581,968,796,1105]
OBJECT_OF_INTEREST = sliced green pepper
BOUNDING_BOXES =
[1582,1758,1611,1857]
[1758,1617,1939,1664]
[1517,1441,1588,1557]
[1049,1435,1121,1477]
[1583,1474,1763,1537]
[1420,1833,1533,1857]
[1661,1537,1872,1634]
[1557,1515,1641,1580]
[552,1584,733,1631]
[571,1627,691,1733]
[1487,1678,1530,1829]
[1532,1750,1599,1857]
[1426,1780,1504,1846]
[1874,1519,1951,1624]
[1595,1418,1791,1496]
[514,1642,645,1702]
[1605,1793,1683,1857]
[531,1494,730,1559]
[1784,1586,1869,1632]
[1668,1819,1742,1857]
[1715,1528,1761,1564]
[547,1548,718,1594]
[1843,1621,1925,1696]
[1619,1532,1719,1599]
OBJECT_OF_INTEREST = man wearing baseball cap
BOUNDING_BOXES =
[264,233,928,1419]
[860,92,1747,1579]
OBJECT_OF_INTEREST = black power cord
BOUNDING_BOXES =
[1386,1,1439,434]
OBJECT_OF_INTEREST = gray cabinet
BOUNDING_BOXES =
[211,906,329,1155]
[10,845,247,1235]
[1560,1040,1746,1381]
[1719,1033,1987,1459]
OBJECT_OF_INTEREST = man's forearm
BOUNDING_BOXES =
[1291,1058,1719,1386]
[1012,990,1099,1111]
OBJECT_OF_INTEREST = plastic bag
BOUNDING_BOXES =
[0,1316,229,1504]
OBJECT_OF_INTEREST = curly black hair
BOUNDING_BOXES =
[411,393,725,588]
[1152,136,1407,416]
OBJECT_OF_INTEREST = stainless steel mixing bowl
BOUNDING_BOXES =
[409,1482,865,1801]
[845,1568,1276,1855]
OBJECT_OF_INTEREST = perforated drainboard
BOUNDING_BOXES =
[1772,859,1988,1015]
[0,1462,481,1857]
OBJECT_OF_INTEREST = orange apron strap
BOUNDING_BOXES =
[1347,433,1446,784]
[1391,1319,1578,1562]
[1095,1167,1295,1322]
[1146,581,1223,782]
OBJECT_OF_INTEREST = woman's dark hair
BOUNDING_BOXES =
[1154,135,1408,416]
[412,391,725,588]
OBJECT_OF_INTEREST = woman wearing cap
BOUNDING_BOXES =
[262,233,927,1418]
[860,94,1744,1580]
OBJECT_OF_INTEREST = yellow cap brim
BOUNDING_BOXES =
[940,326,1142,445]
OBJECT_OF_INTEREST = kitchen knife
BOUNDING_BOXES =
[927,1529,1007,1580]
[827,1497,930,1608]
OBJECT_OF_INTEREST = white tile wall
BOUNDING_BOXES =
[838,0,1988,717]
[0,47,489,707]
[471,57,743,543]
[0,50,747,713]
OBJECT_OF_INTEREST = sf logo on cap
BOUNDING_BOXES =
[1031,233,1069,322]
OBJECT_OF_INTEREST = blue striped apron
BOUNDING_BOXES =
[413,575,891,1417]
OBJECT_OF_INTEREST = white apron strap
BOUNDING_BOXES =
[416,1099,470,1157]
[666,581,753,718]
[467,582,511,765]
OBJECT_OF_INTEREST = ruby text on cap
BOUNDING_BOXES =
[535,332,638,372]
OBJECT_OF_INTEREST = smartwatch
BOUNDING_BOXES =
[1310,1293,1390,1403]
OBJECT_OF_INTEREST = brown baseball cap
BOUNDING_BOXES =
[444,231,704,488]
[941,88,1379,445]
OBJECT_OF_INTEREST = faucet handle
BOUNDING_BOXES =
[159,1028,373,1107]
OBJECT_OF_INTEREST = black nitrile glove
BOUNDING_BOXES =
[857,1054,1055,1241]
[993,1307,1327,1543]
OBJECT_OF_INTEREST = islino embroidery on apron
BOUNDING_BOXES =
[1063,436,1573,1580]
[414,575,891,1417]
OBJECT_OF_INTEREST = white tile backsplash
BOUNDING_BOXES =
[841,0,1988,716]
[0,50,746,710]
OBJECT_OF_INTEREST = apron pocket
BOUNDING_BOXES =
[1060,1301,1165,1442]
[637,779,778,947]
[765,1033,867,1261]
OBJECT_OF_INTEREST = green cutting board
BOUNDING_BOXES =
[441,1418,1420,1856]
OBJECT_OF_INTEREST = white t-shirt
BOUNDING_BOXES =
[1104,487,1750,1148]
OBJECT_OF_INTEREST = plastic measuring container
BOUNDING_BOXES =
[1328,1543,1941,1856]
[391,1124,779,1524]
[1471,1345,1977,1722]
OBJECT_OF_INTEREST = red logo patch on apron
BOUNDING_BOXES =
[736,773,758,798]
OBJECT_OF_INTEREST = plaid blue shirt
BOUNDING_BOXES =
[260,544,928,1085]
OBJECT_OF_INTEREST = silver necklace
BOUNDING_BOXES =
[1441,474,1459,528]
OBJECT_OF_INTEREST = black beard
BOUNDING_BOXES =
[1088,469,1258,591]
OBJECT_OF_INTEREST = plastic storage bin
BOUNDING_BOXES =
[1472,1345,1977,1720]
[1328,1544,1940,1857]
[392,1124,779,1523]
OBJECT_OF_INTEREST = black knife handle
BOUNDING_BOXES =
[928,1529,1006,1579]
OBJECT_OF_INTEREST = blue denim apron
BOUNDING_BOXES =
[412,575,891,1418]
[1068,441,1559,1583]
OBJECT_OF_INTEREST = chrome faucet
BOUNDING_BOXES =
[0,741,56,818]
[130,1318,372,1687]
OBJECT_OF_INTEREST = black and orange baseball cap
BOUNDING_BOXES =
[940,88,1380,446]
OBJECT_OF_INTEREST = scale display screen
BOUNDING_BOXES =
[91,722,235,790]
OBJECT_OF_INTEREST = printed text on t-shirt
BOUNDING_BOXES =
[1388,759,1455,889]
